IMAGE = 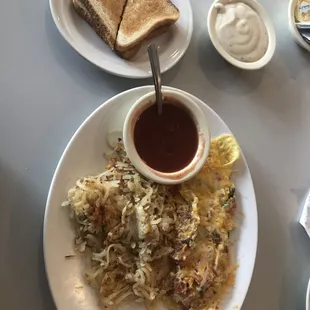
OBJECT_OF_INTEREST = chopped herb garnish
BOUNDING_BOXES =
[228,187,235,199]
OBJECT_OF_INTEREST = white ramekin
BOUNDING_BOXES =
[123,89,211,185]
[288,0,310,52]
[207,0,276,70]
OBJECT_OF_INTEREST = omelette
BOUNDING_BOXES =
[167,134,240,310]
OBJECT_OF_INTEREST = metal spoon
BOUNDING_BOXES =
[296,22,310,30]
[300,32,310,44]
[295,23,310,44]
[148,44,163,115]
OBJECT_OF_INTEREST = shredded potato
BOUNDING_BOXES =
[64,135,239,310]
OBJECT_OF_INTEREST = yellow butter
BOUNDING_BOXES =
[209,134,240,169]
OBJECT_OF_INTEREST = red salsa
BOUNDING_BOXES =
[134,99,199,173]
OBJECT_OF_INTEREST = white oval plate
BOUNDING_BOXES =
[44,86,258,310]
[49,0,193,78]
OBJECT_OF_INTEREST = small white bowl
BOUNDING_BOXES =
[123,89,211,185]
[207,0,276,70]
[288,0,310,52]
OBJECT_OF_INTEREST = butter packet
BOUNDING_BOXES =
[295,0,310,22]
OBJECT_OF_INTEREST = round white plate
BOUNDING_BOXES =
[44,86,258,310]
[49,0,193,78]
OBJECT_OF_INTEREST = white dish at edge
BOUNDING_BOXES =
[43,86,258,310]
[207,0,276,70]
[288,0,310,52]
[307,278,310,310]
[49,0,193,78]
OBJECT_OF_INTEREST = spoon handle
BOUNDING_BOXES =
[148,44,163,115]
[296,22,310,30]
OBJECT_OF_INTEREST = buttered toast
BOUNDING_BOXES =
[72,0,180,59]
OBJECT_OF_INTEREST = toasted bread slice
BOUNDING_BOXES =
[116,25,171,60]
[115,0,179,52]
[72,0,127,49]
[115,44,141,60]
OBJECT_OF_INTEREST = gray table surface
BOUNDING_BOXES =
[1,0,310,309]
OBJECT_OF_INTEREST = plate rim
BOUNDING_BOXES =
[48,0,193,79]
[43,85,258,310]
[307,277,310,310]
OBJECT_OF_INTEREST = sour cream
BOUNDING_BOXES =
[215,2,269,63]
